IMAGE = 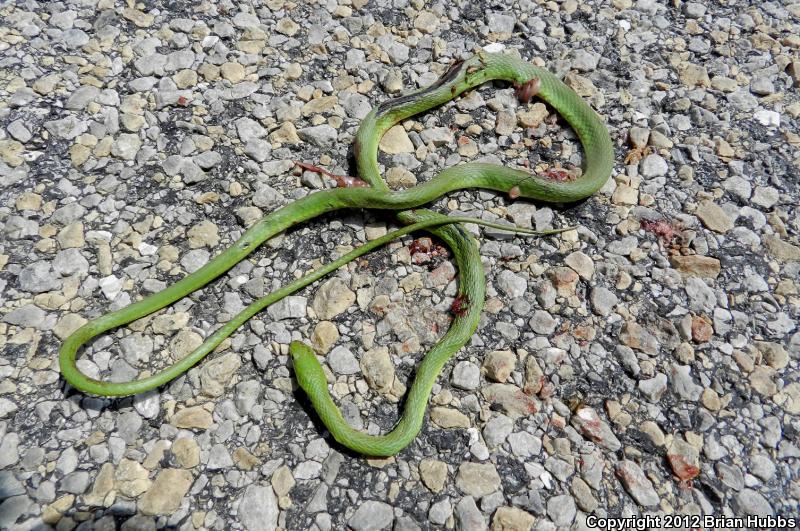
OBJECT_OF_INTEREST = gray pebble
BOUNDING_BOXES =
[207,444,233,470]
[60,471,90,494]
[18,261,61,293]
[733,488,774,516]
[238,484,279,531]
[496,270,527,298]
[428,498,452,526]
[482,414,513,448]
[348,500,394,531]
[266,295,307,320]
[546,494,576,527]
[640,154,669,177]
[298,125,338,148]
[455,496,487,531]
[451,361,480,391]
[327,346,360,375]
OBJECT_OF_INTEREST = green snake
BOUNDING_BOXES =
[59,52,613,456]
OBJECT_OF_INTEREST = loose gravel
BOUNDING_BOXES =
[1,0,798,530]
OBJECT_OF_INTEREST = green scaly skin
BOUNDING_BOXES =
[58,52,613,457]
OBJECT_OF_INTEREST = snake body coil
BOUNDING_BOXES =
[59,52,613,456]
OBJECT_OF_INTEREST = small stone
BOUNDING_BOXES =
[111,134,142,160]
[171,438,200,468]
[491,506,535,530]
[379,126,414,154]
[750,77,774,96]
[421,127,454,146]
[327,346,359,375]
[750,366,778,397]
[173,69,197,89]
[570,49,599,71]
[429,498,452,526]
[615,460,659,507]
[732,488,774,516]
[187,220,219,249]
[115,459,151,497]
[628,127,650,148]
[482,414,513,448]
[413,11,439,33]
[482,384,539,419]
[431,407,470,429]
[0,140,24,167]
[84,463,115,507]
[763,235,800,263]
[266,295,307,321]
[139,469,193,516]
[691,315,713,343]
[360,346,394,393]
[640,154,669,177]
[571,477,598,512]
[495,270,527,298]
[612,184,638,205]
[0,398,18,419]
[7,121,32,144]
[754,342,789,370]
[571,407,621,451]
[483,350,516,382]
[202,443,232,471]
[386,167,417,188]
[565,251,594,280]
[518,103,548,128]
[269,122,301,144]
[57,221,85,248]
[455,497,486,531]
[238,484,279,531]
[171,406,213,429]
[590,286,618,316]
[667,438,700,481]
[752,186,779,208]
[529,310,557,335]
[348,500,394,531]
[271,465,295,497]
[546,494,576,527]
[456,462,501,498]
[221,62,246,83]
[676,62,710,87]
[123,7,154,27]
[170,330,203,360]
[420,459,448,493]
[701,388,721,411]
[619,321,659,354]
[236,117,266,143]
[548,267,579,296]
[669,255,721,278]
[18,261,61,293]
[671,364,703,401]
[298,125,338,148]
[507,431,541,459]
[312,278,355,319]
[276,18,299,36]
[451,361,480,390]
[638,373,668,402]
[695,200,733,233]
[200,353,241,397]
[234,380,261,415]
[3,304,46,328]
[311,321,339,354]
